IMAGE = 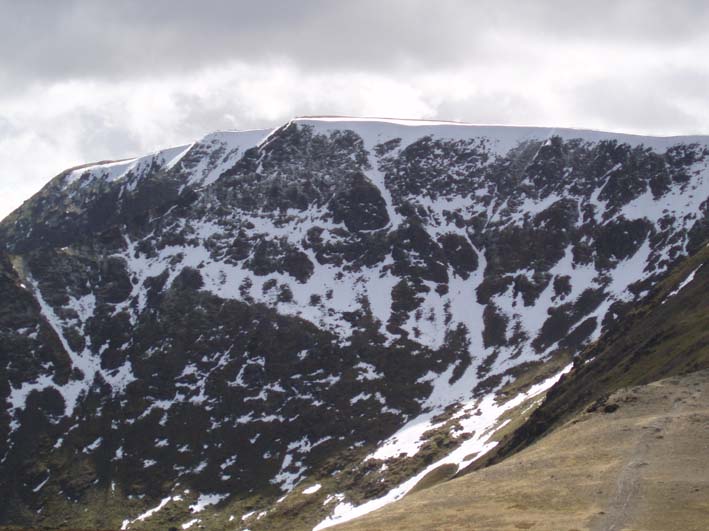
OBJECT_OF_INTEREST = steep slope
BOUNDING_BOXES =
[316,245,709,530]
[331,369,709,531]
[1,117,708,530]
[474,240,709,471]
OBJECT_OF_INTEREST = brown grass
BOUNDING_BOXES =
[332,369,709,531]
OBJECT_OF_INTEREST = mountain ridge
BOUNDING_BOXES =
[1,117,708,529]
[11,116,709,208]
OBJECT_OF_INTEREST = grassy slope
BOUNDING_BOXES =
[333,369,709,531]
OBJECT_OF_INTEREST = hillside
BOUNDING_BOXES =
[476,240,709,471]
[1,117,708,530]
[332,368,709,531]
[325,241,709,530]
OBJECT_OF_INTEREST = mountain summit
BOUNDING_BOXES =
[1,117,708,530]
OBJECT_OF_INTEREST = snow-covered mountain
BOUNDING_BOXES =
[1,117,708,530]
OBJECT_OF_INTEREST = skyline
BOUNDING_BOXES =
[2,0,708,219]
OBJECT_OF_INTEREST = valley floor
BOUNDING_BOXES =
[332,369,709,531]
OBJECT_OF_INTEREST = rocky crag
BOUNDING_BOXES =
[1,117,707,530]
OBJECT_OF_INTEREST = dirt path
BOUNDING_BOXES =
[589,412,671,531]
[589,378,705,531]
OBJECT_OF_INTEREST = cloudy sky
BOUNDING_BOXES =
[1,0,708,219]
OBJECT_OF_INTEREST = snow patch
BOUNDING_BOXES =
[314,364,572,530]
[189,492,228,513]
[303,483,322,495]
[663,265,703,303]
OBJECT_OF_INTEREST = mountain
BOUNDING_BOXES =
[1,117,708,530]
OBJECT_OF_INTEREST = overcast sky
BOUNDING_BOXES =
[1,0,708,219]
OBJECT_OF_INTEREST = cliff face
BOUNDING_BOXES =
[1,117,708,529]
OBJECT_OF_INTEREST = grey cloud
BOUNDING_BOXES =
[0,0,480,88]
[433,91,546,126]
[2,0,708,92]
[170,93,279,137]
[570,77,703,134]
[653,67,709,101]
[506,0,709,45]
